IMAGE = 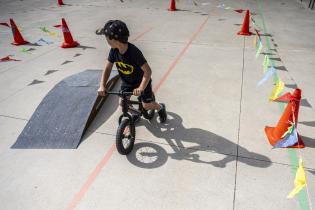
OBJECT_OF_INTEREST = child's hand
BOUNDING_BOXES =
[133,88,143,96]
[98,86,106,96]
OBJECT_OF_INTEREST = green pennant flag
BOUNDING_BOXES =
[281,122,295,139]
[263,55,270,72]
[255,40,263,58]
[40,27,49,33]
[20,48,31,54]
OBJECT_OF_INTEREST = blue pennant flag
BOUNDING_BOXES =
[257,66,276,86]
[36,38,54,45]
[273,127,298,148]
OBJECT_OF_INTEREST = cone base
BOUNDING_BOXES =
[61,41,79,48]
[237,31,253,36]
[58,0,65,6]
[168,8,176,11]
[11,40,29,46]
[265,126,305,148]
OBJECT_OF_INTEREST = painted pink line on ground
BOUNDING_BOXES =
[154,16,209,92]
[65,27,153,210]
[66,144,116,210]
[133,27,153,41]
[65,16,209,208]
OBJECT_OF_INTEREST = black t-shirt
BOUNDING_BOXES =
[108,43,147,87]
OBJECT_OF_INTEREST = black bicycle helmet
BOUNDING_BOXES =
[96,20,129,43]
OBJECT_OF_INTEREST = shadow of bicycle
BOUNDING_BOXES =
[127,112,272,169]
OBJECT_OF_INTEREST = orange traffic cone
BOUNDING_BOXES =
[273,92,293,102]
[9,19,29,45]
[169,0,176,11]
[60,18,78,48]
[57,0,65,6]
[237,10,252,36]
[265,89,305,148]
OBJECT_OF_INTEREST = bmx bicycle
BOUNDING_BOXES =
[105,90,155,155]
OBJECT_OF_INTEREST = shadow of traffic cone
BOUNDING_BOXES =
[0,21,10,27]
[60,18,78,48]
[10,19,29,45]
[169,0,176,11]
[57,0,65,6]
[237,10,252,36]
[265,89,305,148]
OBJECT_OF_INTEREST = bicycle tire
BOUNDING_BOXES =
[116,119,135,155]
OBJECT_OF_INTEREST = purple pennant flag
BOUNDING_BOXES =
[273,127,298,148]
[257,66,276,86]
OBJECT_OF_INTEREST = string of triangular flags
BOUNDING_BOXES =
[39,26,58,37]
[254,29,285,101]
[209,4,310,203]
[251,17,309,201]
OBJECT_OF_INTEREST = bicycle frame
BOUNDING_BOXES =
[106,90,144,124]
[105,90,155,155]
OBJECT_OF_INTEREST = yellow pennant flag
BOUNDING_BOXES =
[269,79,284,101]
[48,31,57,37]
[287,158,306,198]
[253,33,258,49]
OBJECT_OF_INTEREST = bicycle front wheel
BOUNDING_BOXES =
[116,119,136,155]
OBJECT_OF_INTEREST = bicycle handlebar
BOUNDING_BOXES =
[105,90,134,97]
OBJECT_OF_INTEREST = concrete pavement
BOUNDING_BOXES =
[0,0,314,209]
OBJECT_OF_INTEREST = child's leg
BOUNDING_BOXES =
[141,82,167,123]
[140,80,159,110]
[142,101,167,123]
[142,101,161,110]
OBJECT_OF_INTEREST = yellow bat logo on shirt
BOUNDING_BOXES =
[116,62,134,75]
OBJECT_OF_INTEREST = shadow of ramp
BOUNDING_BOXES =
[11,69,119,149]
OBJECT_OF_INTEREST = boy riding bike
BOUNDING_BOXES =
[97,20,167,123]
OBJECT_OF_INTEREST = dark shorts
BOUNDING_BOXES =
[121,80,154,103]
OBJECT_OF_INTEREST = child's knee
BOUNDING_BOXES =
[142,102,152,110]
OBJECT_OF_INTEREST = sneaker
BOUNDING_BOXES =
[158,103,167,123]
[131,114,140,123]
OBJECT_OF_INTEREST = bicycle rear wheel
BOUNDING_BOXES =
[116,119,135,155]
